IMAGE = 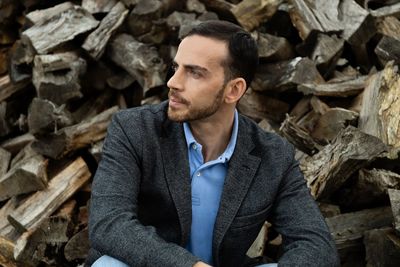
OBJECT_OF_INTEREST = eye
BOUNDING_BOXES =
[189,69,202,79]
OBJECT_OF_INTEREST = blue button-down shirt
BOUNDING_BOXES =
[183,110,239,265]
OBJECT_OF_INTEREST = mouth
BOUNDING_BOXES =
[168,93,188,108]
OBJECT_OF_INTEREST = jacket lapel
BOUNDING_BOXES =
[212,117,261,264]
[160,118,192,246]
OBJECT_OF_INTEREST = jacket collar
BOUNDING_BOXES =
[159,103,261,257]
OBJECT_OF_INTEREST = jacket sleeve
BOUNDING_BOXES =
[270,142,340,267]
[88,112,200,267]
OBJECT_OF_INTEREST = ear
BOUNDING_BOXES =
[224,78,247,104]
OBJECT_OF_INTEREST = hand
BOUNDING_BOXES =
[193,261,212,267]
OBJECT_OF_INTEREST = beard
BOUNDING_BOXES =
[167,85,225,122]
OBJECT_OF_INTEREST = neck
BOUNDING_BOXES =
[189,105,235,162]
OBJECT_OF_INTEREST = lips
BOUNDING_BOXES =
[168,92,188,108]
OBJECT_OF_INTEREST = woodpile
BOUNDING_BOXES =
[0,0,400,266]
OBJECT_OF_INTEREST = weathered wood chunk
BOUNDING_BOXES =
[364,228,400,267]
[22,5,99,54]
[14,199,76,262]
[0,147,11,176]
[82,2,129,60]
[0,133,34,156]
[389,189,400,235]
[326,207,393,255]
[82,0,117,14]
[231,0,282,32]
[25,2,74,24]
[32,106,118,159]
[257,32,294,62]
[279,114,323,155]
[298,75,368,97]
[64,228,89,261]
[108,34,165,93]
[126,0,163,36]
[311,108,359,144]
[32,52,86,105]
[301,126,387,199]
[0,75,30,103]
[252,57,324,93]
[359,61,400,152]
[27,98,73,135]
[186,0,206,14]
[375,36,400,66]
[371,2,400,17]
[238,89,289,122]
[6,157,90,233]
[0,153,47,201]
[288,0,342,40]
[375,16,400,41]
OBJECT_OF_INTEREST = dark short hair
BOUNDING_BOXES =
[185,20,259,89]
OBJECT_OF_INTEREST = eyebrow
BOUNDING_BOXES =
[172,60,209,74]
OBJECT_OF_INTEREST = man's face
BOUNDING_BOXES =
[167,35,229,122]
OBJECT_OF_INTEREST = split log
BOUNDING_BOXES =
[120,0,139,8]
[296,33,344,77]
[10,142,39,169]
[82,0,118,14]
[71,90,114,122]
[32,106,118,159]
[186,0,206,14]
[375,36,400,66]
[197,0,235,20]
[245,223,268,258]
[14,199,76,262]
[6,157,90,233]
[340,0,376,45]
[0,133,35,156]
[358,61,400,153]
[22,5,99,54]
[0,147,11,176]
[370,2,400,17]
[364,228,400,267]
[326,206,393,254]
[375,16,400,41]
[238,89,289,122]
[298,75,368,97]
[301,126,387,199]
[252,57,324,93]
[126,0,164,36]
[106,70,136,90]
[279,114,323,155]
[0,101,11,137]
[166,11,198,39]
[25,2,74,25]
[0,75,30,103]
[231,0,282,32]
[27,98,74,135]
[310,108,359,144]
[338,169,400,208]
[389,189,400,235]
[108,34,165,93]
[32,52,86,105]
[289,96,311,121]
[82,2,129,60]
[0,153,48,201]
[288,0,342,41]
[0,236,19,267]
[64,227,89,261]
[257,32,294,62]
[8,39,35,83]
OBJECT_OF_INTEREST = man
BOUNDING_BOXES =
[87,20,340,267]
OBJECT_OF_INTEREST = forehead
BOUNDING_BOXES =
[175,35,228,68]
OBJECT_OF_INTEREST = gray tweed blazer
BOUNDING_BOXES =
[87,101,339,267]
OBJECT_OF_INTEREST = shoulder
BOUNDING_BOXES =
[238,113,294,157]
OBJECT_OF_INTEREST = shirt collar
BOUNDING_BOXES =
[183,109,239,162]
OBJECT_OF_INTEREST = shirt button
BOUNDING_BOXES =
[196,172,201,176]
[192,144,197,150]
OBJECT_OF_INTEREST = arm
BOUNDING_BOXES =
[89,113,200,267]
[270,142,340,267]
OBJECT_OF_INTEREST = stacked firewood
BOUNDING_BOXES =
[0,0,399,266]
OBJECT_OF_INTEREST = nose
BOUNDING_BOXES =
[167,67,183,91]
